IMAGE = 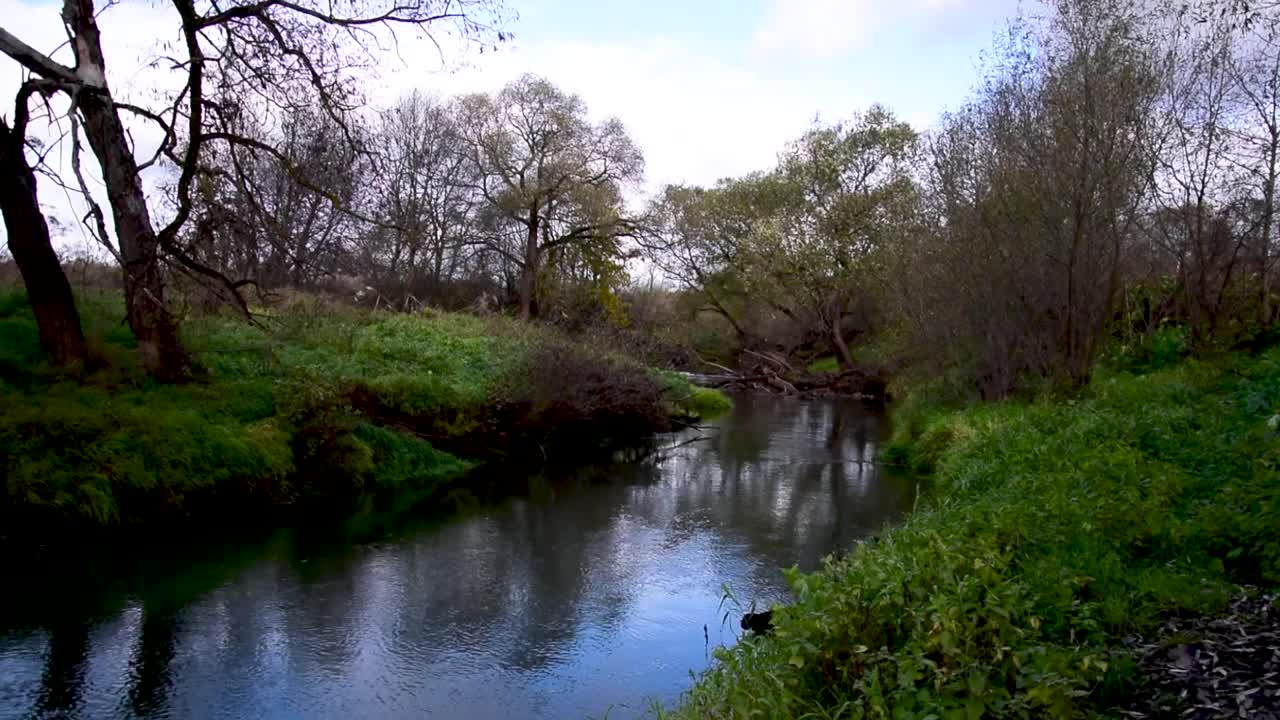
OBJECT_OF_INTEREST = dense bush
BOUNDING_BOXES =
[665,350,1280,719]
[493,339,679,452]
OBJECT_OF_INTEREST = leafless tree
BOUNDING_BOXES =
[368,91,479,303]
[0,0,507,378]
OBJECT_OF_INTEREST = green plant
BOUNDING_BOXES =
[663,349,1280,719]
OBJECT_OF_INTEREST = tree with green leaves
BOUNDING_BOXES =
[747,106,918,369]
[457,75,644,320]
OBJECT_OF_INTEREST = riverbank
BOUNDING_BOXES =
[0,290,729,536]
[664,349,1279,718]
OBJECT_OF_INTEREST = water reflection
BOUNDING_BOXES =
[0,395,913,720]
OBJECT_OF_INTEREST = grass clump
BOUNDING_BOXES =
[663,350,1279,719]
[807,356,840,374]
[685,386,733,419]
[661,371,733,421]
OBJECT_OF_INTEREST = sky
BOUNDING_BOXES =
[0,0,1024,249]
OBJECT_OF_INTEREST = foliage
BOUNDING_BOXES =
[806,356,840,374]
[663,349,1280,719]
[647,108,918,368]
[1,290,714,532]
[660,371,733,420]
[456,74,644,319]
[1105,325,1191,374]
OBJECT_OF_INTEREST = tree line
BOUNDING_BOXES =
[3,0,1279,397]
[647,0,1280,397]
[188,76,644,320]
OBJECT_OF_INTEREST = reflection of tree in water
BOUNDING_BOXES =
[380,465,663,675]
[125,606,180,718]
[32,620,90,719]
[0,397,913,717]
[658,395,908,572]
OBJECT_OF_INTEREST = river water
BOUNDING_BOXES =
[0,394,914,720]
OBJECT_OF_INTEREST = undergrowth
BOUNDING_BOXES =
[0,291,727,532]
[663,350,1279,719]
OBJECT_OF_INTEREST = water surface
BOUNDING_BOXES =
[0,394,914,719]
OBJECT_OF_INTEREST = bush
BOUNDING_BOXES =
[660,371,733,420]
[0,382,295,526]
[1107,325,1190,374]
[494,339,674,452]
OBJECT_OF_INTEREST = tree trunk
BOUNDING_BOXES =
[64,0,190,381]
[1261,137,1277,328]
[0,118,88,367]
[518,208,540,320]
[831,309,855,371]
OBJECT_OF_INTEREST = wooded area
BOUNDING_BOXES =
[2,0,1280,400]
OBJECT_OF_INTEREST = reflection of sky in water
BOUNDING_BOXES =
[0,395,914,720]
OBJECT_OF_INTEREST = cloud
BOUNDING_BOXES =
[373,35,866,191]
[751,0,1014,60]
[752,0,877,59]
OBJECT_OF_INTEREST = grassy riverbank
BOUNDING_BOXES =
[0,290,727,534]
[665,350,1279,718]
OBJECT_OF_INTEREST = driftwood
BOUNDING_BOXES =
[683,357,889,400]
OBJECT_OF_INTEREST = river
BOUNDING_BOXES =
[0,394,915,719]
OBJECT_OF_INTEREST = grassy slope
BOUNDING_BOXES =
[0,291,726,530]
[665,351,1279,719]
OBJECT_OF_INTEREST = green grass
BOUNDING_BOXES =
[662,350,1280,719]
[1,290,725,532]
[661,370,733,420]
[808,356,841,373]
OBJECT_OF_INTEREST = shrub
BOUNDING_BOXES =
[1107,325,1190,374]
[659,371,732,420]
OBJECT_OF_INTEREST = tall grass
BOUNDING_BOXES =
[663,350,1279,719]
[1,290,727,533]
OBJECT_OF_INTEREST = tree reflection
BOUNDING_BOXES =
[125,606,180,718]
[32,620,90,719]
[0,396,915,719]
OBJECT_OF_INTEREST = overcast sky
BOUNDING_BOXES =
[1,0,1023,247]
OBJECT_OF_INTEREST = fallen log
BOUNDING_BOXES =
[679,366,888,400]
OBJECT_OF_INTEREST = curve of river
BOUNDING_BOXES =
[0,394,915,719]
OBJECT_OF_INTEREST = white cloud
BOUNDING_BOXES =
[379,37,859,191]
[751,0,1012,60]
[753,0,877,59]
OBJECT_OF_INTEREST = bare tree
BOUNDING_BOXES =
[1149,12,1253,343]
[897,0,1161,395]
[369,91,478,303]
[0,0,507,379]
[194,108,367,288]
[1229,21,1280,325]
